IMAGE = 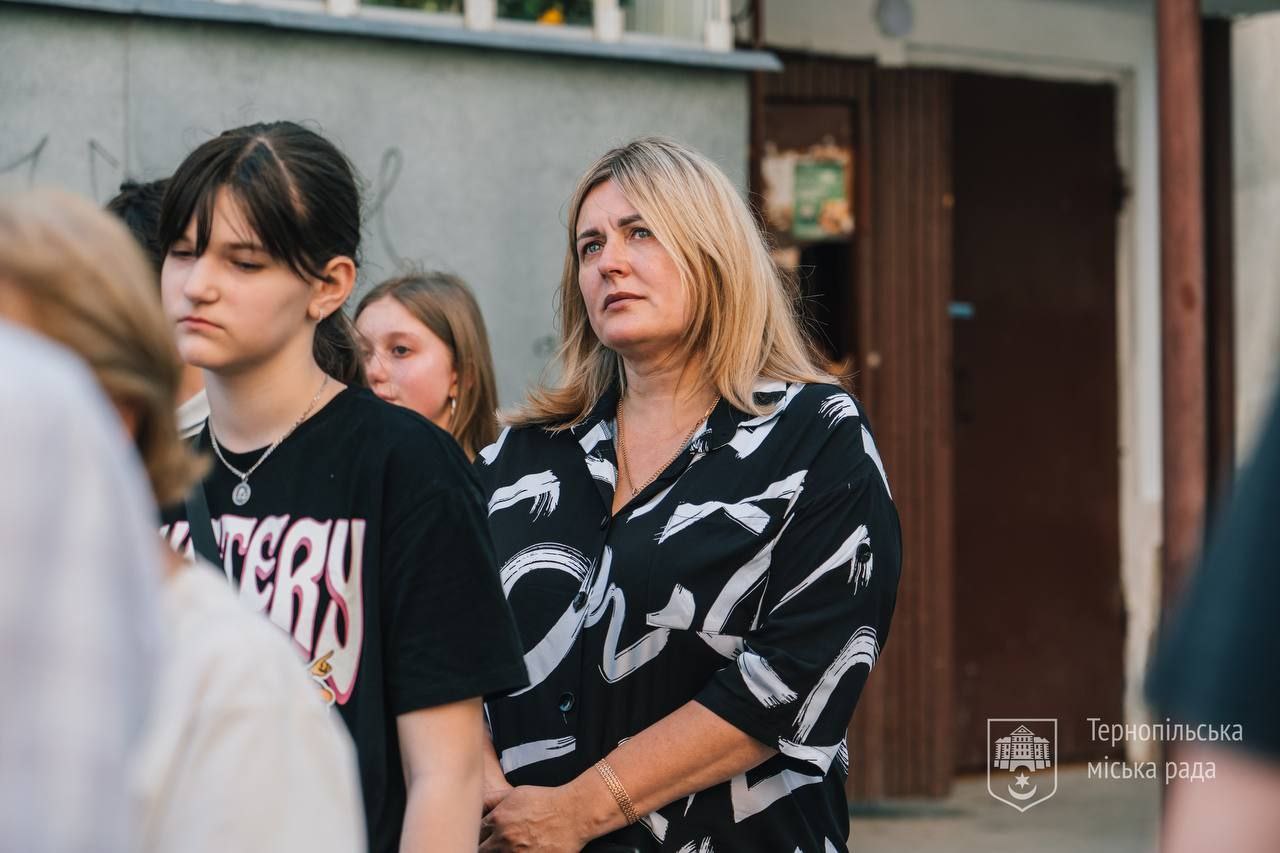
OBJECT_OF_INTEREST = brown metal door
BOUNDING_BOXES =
[754,56,957,800]
[951,73,1124,770]
[848,68,957,799]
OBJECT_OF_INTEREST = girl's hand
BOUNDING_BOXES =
[478,785,590,852]
[483,776,514,815]
[481,735,513,816]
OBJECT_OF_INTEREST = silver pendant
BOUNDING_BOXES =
[232,481,251,506]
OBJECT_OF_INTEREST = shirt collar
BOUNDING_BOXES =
[569,377,795,456]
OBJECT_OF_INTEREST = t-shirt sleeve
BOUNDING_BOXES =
[1147,395,1280,761]
[695,411,902,760]
[381,436,529,716]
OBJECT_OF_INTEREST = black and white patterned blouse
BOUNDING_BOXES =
[475,380,901,853]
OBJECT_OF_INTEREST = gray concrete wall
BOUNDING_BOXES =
[1232,12,1280,461]
[0,3,750,404]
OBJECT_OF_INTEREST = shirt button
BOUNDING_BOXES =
[558,691,576,713]
[856,543,872,564]
[572,590,588,611]
[599,515,609,530]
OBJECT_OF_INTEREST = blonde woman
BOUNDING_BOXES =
[356,271,499,460]
[476,138,902,852]
[0,189,366,853]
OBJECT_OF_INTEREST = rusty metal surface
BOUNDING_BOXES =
[850,68,956,800]
[950,71,1125,769]
[1158,0,1209,608]
[1203,17,1236,509]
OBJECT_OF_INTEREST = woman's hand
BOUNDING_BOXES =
[478,785,591,852]
[480,702,776,851]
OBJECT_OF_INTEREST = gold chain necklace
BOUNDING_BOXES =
[616,394,720,499]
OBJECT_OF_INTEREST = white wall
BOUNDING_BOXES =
[1232,12,1280,461]
[764,0,1164,758]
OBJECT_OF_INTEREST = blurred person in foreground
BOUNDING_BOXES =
[0,318,161,853]
[1148,390,1280,852]
[0,188,365,853]
[476,137,901,852]
[107,178,209,438]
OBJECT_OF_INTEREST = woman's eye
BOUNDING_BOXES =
[632,227,652,239]
[580,241,602,258]
[233,260,263,272]
[391,345,411,357]
[168,248,194,259]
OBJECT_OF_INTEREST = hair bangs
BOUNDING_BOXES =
[158,136,324,283]
[224,141,325,282]
[156,141,230,260]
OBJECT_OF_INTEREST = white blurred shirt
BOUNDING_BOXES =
[133,562,366,853]
[176,388,210,440]
[0,321,163,853]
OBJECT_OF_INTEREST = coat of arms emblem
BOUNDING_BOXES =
[988,719,1057,811]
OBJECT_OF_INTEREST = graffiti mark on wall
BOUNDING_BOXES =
[88,139,122,203]
[4,137,410,272]
[366,146,405,269]
[533,334,556,358]
[1,135,125,204]
[0,135,50,188]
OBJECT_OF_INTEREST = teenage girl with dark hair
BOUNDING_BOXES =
[156,121,527,853]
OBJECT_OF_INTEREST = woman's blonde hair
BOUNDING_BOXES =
[506,136,830,429]
[0,188,206,506]
[356,271,499,460]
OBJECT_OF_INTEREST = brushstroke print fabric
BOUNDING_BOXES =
[476,381,901,852]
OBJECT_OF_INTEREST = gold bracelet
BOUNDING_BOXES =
[594,759,640,825]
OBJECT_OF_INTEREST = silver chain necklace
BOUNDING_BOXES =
[209,375,330,506]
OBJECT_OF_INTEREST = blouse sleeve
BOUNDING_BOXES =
[695,411,901,767]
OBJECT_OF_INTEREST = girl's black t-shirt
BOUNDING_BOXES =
[161,386,528,853]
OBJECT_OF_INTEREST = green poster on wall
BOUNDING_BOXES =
[792,160,852,242]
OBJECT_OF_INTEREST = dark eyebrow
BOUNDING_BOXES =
[576,214,645,243]
[224,241,267,253]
